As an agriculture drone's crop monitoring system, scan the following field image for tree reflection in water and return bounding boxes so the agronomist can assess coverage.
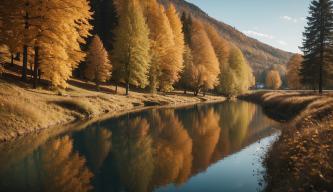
[0,101,278,192]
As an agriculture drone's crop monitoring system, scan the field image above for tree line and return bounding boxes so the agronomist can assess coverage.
[0,0,255,96]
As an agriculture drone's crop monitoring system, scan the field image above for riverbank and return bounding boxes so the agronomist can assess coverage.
[0,77,225,142]
[239,91,333,191]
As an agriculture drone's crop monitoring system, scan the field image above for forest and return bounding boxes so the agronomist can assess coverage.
[0,0,255,97]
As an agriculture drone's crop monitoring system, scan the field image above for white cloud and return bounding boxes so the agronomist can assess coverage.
[280,16,298,23]
[277,40,288,46]
[280,16,306,23]
[243,30,275,39]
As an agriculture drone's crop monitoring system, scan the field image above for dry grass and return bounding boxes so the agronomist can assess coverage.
[0,74,224,142]
[240,91,333,191]
[52,99,96,118]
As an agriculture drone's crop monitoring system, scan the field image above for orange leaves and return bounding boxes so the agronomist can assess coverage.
[266,69,282,90]
[286,54,303,90]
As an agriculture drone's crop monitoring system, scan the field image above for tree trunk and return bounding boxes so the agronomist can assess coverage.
[22,45,28,81]
[22,4,29,81]
[33,46,39,89]
[125,82,129,95]
[96,81,100,91]
[184,90,187,94]
[30,60,33,78]
[11,54,14,66]
[115,84,118,94]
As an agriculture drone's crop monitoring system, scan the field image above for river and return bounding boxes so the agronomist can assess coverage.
[0,101,279,192]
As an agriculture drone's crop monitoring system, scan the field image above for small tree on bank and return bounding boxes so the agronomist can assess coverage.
[266,70,282,90]
[286,54,303,90]
[85,35,112,90]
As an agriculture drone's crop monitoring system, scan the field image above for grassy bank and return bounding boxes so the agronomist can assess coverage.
[239,91,333,191]
[0,75,224,142]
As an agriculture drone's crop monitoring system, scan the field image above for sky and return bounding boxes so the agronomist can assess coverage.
[186,0,312,53]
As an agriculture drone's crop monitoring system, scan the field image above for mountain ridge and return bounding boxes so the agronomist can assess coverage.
[160,0,293,76]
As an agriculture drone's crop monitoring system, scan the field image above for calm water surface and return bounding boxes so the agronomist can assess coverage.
[0,101,279,192]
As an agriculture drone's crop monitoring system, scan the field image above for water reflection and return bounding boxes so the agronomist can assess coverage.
[0,101,278,192]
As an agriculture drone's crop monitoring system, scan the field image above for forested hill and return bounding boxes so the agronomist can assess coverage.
[160,0,293,75]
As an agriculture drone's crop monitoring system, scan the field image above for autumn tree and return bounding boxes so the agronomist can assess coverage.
[181,12,192,45]
[286,54,303,90]
[141,0,177,92]
[205,24,230,71]
[300,0,333,93]
[178,45,194,93]
[218,46,254,97]
[113,0,150,95]
[266,69,282,90]
[85,35,112,90]
[33,0,92,88]
[165,4,185,90]
[0,0,29,80]
[190,19,220,96]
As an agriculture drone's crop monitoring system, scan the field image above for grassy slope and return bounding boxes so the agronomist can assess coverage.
[239,91,333,191]
[0,74,224,142]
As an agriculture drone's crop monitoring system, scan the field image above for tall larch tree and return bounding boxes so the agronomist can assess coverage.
[113,0,151,95]
[190,19,220,96]
[166,4,185,89]
[266,69,282,90]
[178,45,195,93]
[205,24,230,70]
[286,54,304,90]
[300,0,333,94]
[85,35,112,90]
[141,0,176,92]
[29,0,92,88]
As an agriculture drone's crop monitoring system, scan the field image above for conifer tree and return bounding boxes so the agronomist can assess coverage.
[85,35,112,90]
[178,45,194,93]
[141,0,177,92]
[286,54,303,89]
[181,12,192,45]
[166,4,185,88]
[205,24,230,69]
[113,0,151,95]
[300,0,333,93]
[190,19,220,96]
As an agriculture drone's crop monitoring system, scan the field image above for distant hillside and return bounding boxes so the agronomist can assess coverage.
[160,0,293,76]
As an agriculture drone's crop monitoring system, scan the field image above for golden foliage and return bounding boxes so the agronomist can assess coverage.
[190,19,220,93]
[30,0,92,88]
[219,46,254,96]
[113,0,151,89]
[142,0,180,92]
[85,35,112,88]
[266,70,282,90]
[286,54,303,89]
